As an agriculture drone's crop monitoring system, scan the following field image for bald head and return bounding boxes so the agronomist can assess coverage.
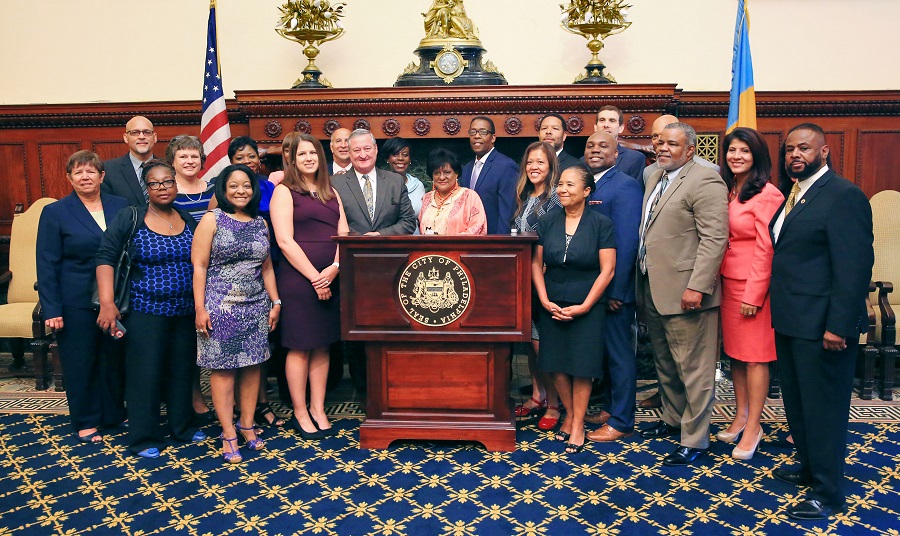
[123,115,157,161]
[651,114,678,148]
[584,131,619,173]
[330,127,352,167]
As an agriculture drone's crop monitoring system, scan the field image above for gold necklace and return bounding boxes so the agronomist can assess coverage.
[148,205,174,229]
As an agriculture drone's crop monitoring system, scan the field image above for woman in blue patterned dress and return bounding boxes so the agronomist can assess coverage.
[96,159,207,459]
[192,164,281,463]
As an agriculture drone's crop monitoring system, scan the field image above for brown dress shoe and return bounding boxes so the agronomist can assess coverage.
[587,424,633,442]
[584,410,611,425]
[638,391,662,409]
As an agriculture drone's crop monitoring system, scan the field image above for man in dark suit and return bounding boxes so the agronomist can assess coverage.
[769,123,873,521]
[100,115,157,206]
[594,105,646,182]
[332,129,417,236]
[460,116,519,234]
[636,122,729,466]
[539,113,579,172]
[331,129,417,391]
[579,131,643,442]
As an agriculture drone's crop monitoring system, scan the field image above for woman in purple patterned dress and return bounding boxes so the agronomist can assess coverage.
[192,164,281,464]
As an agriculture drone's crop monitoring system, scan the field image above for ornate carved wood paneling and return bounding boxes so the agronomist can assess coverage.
[0,143,28,223]
[1,86,898,239]
[37,142,80,200]
[858,131,900,194]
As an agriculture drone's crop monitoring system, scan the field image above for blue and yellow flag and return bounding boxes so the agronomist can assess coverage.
[727,0,756,133]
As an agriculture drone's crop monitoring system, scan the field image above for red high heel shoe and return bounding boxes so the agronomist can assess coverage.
[515,397,547,417]
[537,405,560,430]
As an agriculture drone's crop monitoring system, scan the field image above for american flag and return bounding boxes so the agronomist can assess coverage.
[200,0,231,183]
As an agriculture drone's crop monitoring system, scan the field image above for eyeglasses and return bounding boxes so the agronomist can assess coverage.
[146,179,175,190]
[127,129,154,137]
[467,128,492,137]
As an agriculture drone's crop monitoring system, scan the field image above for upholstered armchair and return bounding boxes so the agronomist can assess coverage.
[869,190,899,401]
[0,198,57,390]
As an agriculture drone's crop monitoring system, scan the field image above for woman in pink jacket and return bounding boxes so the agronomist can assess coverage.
[717,127,784,460]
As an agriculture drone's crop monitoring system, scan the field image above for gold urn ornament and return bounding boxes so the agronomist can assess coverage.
[560,0,631,84]
[276,0,346,89]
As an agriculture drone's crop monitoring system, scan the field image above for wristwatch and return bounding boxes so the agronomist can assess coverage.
[271,299,282,307]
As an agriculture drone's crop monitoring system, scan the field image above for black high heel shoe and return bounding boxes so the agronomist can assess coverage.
[287,415,324,440]
[311,417,338,437]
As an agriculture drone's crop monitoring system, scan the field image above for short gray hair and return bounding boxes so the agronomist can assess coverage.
[348,128,376,146]
[664,122,697,148]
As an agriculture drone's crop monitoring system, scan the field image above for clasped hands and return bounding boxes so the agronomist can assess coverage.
[311,264,339,301]
[542,300,588,322]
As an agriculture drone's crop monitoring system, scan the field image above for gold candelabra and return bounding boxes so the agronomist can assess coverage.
[276,0,346,89]
[560,0,631,84]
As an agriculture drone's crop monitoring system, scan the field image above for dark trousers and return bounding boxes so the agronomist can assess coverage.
[776,332,857,506]
[604,302,637,432]
[124,311,196,453]
[56,306,125,432]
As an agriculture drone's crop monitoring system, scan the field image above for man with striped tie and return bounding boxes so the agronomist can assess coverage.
[635,121,729,467]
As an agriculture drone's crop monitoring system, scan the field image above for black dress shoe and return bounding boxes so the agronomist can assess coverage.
[639,420,679,439]
[786,499,846,520]
[662,446,707,466]
[773,467,813,487]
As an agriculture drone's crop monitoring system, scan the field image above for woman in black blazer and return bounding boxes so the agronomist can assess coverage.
[36,150,129,444]
[532,166,616,454]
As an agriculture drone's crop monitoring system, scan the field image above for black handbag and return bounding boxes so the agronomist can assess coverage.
[91,206,140,315]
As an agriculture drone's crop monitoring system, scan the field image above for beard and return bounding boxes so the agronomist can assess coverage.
[786,153,824,180]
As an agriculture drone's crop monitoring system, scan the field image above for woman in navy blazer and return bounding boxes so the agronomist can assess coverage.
[36,150,129,444]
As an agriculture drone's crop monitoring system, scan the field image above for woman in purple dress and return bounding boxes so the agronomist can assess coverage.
[270,134,349,440]
[192,164,281,463]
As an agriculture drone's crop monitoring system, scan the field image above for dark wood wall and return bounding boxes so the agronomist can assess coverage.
[1,85,898,240]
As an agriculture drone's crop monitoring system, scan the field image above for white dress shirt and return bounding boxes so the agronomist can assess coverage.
[772,165,829,242]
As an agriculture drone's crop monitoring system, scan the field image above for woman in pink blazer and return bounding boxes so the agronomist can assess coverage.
[717,127,784,460]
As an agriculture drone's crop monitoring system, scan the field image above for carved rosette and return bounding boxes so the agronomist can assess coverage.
[294,120,311,133]
[533,117,542,133]
[264,120,283,138]
[504,117,522,136]
[354,118,371,131]
[323,119,341,136]
[382,118,401,137]
[412,118,431,136]
[627,115,645,134]
[567,116,584,135]
[443,117,461,135]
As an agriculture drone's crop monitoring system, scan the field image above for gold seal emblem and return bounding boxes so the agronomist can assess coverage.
[398,255,471,326]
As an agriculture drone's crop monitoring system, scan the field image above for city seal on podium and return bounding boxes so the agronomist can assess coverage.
[398,255,471,326]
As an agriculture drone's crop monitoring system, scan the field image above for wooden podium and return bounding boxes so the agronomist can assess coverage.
[335,234,536,451]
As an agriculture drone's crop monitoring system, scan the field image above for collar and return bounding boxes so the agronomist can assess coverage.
[475,147,495,164]
[592,167,614,183]
[796,165,829,197]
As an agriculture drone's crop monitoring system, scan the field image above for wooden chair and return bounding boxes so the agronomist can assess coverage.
[0,198,57,390]
[869,190,899,401]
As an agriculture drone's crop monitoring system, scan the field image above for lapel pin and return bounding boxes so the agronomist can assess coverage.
[800,199,806,204]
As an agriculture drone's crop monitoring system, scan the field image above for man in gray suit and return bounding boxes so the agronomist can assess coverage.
[332,129,417,236]
[100,115,157,206]
[636,122,729,466]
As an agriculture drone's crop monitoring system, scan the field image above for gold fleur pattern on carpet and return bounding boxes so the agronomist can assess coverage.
[0,414,898,535]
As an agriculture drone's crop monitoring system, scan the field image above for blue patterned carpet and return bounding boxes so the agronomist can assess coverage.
[1,412,898,535]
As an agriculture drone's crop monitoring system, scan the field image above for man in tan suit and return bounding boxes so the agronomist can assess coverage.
[636,122,728,466]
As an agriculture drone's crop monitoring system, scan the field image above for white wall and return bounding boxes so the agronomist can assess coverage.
[1,0,897,105]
